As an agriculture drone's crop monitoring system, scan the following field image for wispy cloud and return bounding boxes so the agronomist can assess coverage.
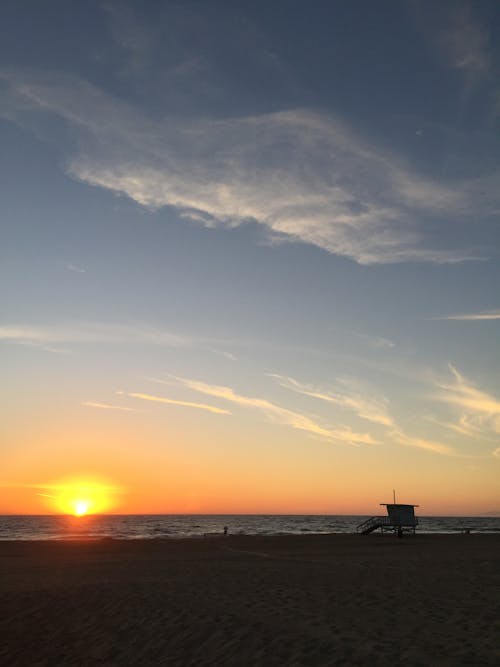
[82,401,143,412]
[436,365,500,436]
[269,374,394,427]
[172,376,377,445]
[434,310,500,321]
[208,348,239,362]
[0,68,485,265]
[64,262,87,274]
[128,391,231,415]
[441,6,490,76]
[0,322,189,346]
[415,2,491,80]
[12,339,71,355]
[270,372,459,455]
[424,414,483,439]
[103,3,152,74]
[390,429,455,457]
[355,333,395,350]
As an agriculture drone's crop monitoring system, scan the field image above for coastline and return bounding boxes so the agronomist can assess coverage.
[1,513,498,542]
[1,534,499,665]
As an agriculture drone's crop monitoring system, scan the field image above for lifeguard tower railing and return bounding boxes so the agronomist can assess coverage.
[357,515,392,534]
[357,503,418,535]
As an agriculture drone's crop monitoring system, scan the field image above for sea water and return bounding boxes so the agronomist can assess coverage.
[0,514,499,540]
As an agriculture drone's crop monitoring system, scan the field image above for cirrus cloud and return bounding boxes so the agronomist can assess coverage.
[0,68,486,265]
[164,376,378,446]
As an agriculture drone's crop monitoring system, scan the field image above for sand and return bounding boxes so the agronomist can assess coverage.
[1,533,499,666]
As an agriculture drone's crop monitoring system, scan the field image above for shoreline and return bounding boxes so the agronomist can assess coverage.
[0,529,499,543]
[1,530,500,542]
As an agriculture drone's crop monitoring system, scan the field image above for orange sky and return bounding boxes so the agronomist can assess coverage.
[2,411,499,516]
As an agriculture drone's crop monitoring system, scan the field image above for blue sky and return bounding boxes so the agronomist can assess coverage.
[1,1,499,514]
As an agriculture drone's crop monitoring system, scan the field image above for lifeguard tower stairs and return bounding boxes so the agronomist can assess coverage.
[357,502,419,535]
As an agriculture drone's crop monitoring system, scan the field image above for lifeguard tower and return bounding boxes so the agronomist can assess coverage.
[357,494,418,536]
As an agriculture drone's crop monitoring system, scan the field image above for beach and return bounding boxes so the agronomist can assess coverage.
[1,534,499,666]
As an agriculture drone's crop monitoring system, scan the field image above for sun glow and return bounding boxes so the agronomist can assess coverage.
[40,478,121,515]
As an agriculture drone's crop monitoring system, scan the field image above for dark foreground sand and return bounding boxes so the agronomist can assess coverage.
[1,534,499,666]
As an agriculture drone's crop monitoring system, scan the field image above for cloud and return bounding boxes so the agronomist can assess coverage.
[341,330,396,350]
[389,429,455,456]
[102,3,152,74]
[171,376,377,445]
[493,448,500,459]
[441,6,490,76]
[415,1,491,80]
[359,335,395,350]
[64,262,86,274]
[208,348,239,361]
[220,351,238,361]
[0,68,484,265]
[0,322,189,346]
[82,401,143,412]
[270,372,460,455]
[269,374,394,427]
[424,414,483,439]
[127,391,231,415]
[11,339,71,355]
[434,310,500,321]
[436,365,500,435]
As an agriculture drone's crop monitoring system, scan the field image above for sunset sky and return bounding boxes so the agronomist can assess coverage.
[1,0,499,516]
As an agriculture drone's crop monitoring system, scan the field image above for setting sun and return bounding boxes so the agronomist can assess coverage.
[73,500,91,516]
[35,478,122,516]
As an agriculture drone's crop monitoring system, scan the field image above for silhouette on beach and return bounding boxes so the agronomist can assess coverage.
[358,497,419,536]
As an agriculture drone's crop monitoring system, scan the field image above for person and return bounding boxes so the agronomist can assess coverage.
[223,525,228,536]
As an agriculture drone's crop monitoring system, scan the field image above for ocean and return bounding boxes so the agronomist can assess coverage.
[0,514,499,540]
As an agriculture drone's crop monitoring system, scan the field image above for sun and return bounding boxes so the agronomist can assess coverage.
[73,500,91,516]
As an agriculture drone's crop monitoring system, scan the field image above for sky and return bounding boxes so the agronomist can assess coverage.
[1,0,499,516]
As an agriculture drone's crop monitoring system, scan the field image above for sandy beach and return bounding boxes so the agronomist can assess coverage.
[1,534,499,666]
